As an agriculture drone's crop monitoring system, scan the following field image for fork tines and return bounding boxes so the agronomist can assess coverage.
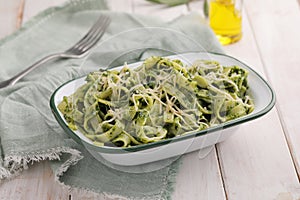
[74,15,111,52]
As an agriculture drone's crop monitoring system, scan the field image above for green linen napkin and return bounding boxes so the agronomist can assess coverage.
[0,0,223,199]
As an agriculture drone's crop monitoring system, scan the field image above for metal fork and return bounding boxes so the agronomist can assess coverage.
[0,15,110,88]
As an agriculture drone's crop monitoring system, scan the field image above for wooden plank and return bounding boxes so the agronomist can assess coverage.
[189,1,300,199]
[217,111,300,199]
[0,0,23,37]
[244,0,300,181]
[0,162,69,200]
[172,149,226,200]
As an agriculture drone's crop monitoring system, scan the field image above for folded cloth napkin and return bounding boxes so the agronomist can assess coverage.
[0,0,223,199]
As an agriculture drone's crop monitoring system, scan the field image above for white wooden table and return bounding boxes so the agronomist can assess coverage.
[1,0,300,199]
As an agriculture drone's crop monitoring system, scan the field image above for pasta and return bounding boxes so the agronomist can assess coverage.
[58,56,254,147]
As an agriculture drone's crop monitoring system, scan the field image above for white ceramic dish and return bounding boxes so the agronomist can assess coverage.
[50,52,275,166]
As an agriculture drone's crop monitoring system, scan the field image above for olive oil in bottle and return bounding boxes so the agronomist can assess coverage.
[209,0,242,45]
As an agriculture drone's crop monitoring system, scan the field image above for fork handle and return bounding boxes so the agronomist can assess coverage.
[0,53,62,88]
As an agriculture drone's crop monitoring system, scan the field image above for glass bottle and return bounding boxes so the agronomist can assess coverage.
[209,0,243,45]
